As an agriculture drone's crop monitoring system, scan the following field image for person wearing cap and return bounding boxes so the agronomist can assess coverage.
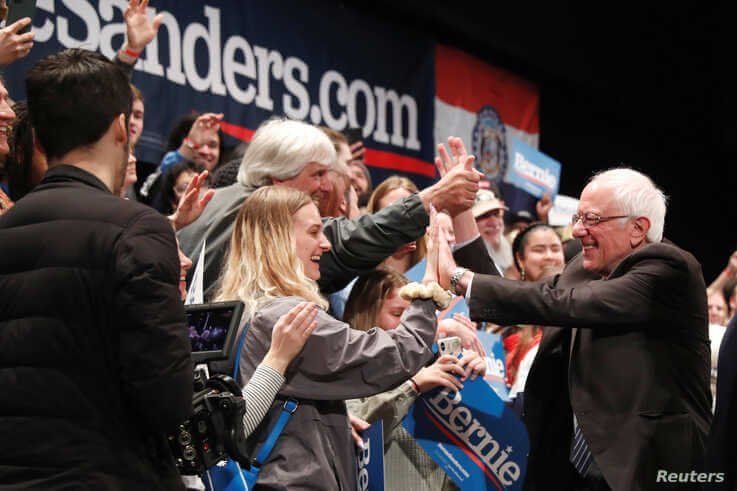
[472,189,513,274]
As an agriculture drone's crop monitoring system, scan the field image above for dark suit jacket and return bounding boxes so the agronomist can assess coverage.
[706,314,737,489]
[456,237,712,491]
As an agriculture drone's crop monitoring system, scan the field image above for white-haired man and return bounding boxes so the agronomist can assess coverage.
[179,118,480,299]
[439,157,711,490]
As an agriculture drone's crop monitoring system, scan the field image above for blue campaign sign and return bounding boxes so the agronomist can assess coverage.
[402,381,529,490]
[477,331,509,402]
[356,419,385,491]
[503,138,561,199]
[404,258,426,283]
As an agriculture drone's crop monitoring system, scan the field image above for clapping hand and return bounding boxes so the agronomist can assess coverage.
[420,136,480,217]
[423,204,460,290]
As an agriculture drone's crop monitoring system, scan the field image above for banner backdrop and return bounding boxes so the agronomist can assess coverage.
[3,1,538,191]
[434,44,540,210]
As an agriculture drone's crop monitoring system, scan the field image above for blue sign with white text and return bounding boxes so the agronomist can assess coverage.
[356,419,384,491]
[402,380,529,490]
[504,138,561,199]
[476,331,509,402]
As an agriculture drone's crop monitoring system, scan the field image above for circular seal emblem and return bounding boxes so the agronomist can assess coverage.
[471,105,508,183]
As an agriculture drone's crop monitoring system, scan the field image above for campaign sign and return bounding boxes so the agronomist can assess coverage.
[403,381,528,490]
[547,194,579,227]
[476,331,509,402]
[404,258,426,283]
[504,138,561,200]
[356,420,385,491]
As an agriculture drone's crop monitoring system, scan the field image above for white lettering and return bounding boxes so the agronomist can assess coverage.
[347,79,376,138]
[319,70,348,129]
[222,35,257,104]
[253,46,284,111]
[448,406,472,434]
[181,6,226,95]
[98,0,127,61]
[282,56,310,120]
[426,390,522,486]
[34,2,423,152]
[157,11,186,84]
[373,87,420,150]
[58,0,100,49]
[514,152,557,189]
[656,470,667,482]
[34,0,55,43]
[499,462,521,486]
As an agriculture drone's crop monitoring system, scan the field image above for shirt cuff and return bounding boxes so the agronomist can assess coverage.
[452,233,481,252]
[464,272,475,303]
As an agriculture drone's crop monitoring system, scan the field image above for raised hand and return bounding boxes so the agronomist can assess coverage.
[421,136,480,217]
[349,140,365,163]
[185,113,223,148]
[124,0,164,53]
[0,17,34,66]
[261,302,319,374]
[536,193,553,223]
[423,205,440,284]
[170,170,215,231]
[435,136,474,177]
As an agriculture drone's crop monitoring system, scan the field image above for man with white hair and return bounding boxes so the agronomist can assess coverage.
[442,166,711,490]
[179,117,481,299]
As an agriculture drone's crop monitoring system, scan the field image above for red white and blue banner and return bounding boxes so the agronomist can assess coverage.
[3,1,539,190]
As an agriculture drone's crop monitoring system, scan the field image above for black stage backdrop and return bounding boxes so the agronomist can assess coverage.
[345,1,735,283]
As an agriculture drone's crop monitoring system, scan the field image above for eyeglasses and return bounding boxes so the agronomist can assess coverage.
[571,212,631,227]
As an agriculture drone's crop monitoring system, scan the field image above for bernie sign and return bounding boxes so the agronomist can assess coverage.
[403,380,529,490]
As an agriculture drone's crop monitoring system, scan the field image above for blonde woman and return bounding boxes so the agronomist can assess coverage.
[216,186,450,490]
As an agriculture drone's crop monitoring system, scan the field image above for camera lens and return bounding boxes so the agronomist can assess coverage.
[178,431,192,446]
[183,445,196,461]
[440,342,445,350]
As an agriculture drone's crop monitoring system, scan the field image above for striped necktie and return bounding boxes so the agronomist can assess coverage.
[570,418,593,476]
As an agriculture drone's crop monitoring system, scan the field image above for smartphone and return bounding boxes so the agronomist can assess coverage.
[438,336,462,358]
[344,127,363,145]
[5,0,36,34]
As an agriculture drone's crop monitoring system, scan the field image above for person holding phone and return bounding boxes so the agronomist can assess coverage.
[0,0,35,68]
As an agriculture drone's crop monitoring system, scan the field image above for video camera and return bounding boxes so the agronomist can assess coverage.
[168,301,250,475]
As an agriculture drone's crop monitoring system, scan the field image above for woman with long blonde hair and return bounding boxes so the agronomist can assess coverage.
[216,185,452,490]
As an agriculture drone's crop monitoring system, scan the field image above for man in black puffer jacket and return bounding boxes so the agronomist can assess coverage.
[0,49,192,490]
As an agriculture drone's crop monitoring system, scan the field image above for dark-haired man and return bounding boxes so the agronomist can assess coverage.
[0,49,192,489]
